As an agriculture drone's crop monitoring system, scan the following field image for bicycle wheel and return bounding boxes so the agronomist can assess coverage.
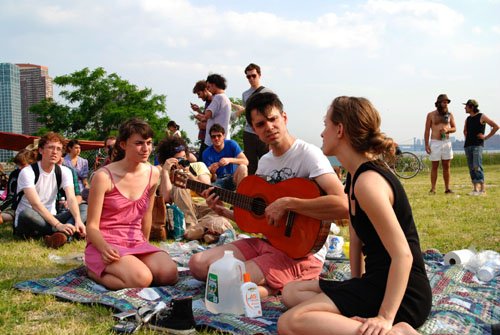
[394,152,421,179]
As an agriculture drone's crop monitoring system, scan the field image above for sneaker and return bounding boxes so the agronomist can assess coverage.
[444,189,454,194]
[147,297,196,334]
[43,232,67,249]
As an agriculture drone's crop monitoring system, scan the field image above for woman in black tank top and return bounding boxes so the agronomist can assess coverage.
[278,96,431,335]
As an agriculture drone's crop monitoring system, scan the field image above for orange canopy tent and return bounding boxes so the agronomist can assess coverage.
[0,131,104,151]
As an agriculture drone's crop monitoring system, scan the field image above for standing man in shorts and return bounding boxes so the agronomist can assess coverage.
[189,93,348,297]
[424,94,456,194]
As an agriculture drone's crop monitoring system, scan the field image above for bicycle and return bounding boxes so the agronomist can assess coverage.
[391,150,423,179]
[335,147,423,184]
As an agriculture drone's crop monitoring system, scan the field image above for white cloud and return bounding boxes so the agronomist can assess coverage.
[364,0,464,36]
[492,25,500,34]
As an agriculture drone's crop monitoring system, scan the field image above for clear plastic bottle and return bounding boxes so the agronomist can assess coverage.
[476,250,500,282]
[57,196,67,213]
[205,250,246,315]
[326,235,344,259]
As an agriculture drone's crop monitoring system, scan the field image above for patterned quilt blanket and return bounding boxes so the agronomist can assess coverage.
[14,249,499,334]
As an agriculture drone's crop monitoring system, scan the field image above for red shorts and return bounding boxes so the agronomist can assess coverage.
[232,238,323,290]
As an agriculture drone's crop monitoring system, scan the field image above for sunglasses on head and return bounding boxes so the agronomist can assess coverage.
[174,145,186,153]
[246,74,257,79]
[210,134,223,139]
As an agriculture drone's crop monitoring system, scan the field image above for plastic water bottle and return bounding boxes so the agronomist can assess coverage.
[57,196,67,213]
[326,235,344,259]
[48,253,84,265]
[476,250,500,282]
[205,250,246,315]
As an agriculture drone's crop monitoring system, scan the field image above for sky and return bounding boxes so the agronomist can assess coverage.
[2,0,500,148]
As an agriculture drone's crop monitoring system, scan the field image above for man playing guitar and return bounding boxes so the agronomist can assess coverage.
[188,93,348,297]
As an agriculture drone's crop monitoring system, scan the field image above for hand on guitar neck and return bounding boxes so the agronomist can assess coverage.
[173,170,331,259]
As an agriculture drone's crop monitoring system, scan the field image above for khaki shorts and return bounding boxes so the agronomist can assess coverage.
[429,139,453,161]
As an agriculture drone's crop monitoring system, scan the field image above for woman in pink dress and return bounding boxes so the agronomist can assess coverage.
[85,118,178,290]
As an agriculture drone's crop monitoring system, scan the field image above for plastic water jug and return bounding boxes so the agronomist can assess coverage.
[205,250,246,315]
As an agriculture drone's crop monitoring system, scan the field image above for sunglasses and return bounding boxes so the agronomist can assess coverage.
[246,74,257,79]
[174,145,186,153]
[210,134,223,139]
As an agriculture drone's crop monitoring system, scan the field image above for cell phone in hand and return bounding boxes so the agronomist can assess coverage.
[112,320,140,334]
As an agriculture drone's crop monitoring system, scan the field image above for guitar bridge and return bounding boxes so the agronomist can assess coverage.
[284,212,295,237]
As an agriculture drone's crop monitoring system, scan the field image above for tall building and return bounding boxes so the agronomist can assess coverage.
[0,63,22,161]
[16,63,53,135]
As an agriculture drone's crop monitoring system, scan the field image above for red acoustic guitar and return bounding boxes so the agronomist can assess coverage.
[173,172,331,259]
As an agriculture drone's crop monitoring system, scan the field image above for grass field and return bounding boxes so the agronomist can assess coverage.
[0,163,498,334]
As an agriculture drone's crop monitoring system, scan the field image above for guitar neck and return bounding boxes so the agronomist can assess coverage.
[185,179,255,211]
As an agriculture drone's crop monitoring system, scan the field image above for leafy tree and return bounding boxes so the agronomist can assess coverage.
[32,67,170,142]
[229,97,245,148]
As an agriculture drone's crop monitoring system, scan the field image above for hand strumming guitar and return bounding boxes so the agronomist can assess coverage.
[201,187,235,220]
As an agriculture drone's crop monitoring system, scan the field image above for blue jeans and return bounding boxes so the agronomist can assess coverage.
[66,203,88,225]
[213,174,236,191]
[464,146,484,184]
[16,207,76,238]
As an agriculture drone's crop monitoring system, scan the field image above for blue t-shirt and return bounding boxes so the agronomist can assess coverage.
[202,140,242,178]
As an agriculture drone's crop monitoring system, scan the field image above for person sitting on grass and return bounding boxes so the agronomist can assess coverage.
[1,149,38,225]
[85,118,178,290]
[63,139,90,192]
[156,136,234,244]
[202,123,249,191]
[14,133,86,249]
[278,96,431,335]
[189,92,348,298]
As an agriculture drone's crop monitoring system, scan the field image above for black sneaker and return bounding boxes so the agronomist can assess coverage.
[147,297,196,334]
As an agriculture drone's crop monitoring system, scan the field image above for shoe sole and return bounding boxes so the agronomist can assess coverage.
[147,325,197,335]
[44,233,67,249]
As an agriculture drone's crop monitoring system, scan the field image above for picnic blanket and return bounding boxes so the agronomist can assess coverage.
[15,249,499,335]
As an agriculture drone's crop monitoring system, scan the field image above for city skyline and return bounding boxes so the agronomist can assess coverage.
[0,63,22,161]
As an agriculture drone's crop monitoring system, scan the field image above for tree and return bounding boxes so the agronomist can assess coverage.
[229,97,245,148]
[32,67,170,142]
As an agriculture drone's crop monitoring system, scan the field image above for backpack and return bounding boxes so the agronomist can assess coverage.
[11,163,62,210]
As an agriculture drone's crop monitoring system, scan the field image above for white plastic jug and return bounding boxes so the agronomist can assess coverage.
[205,250,246,315]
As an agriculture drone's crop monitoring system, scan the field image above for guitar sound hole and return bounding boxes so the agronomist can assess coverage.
[251,198,266,216]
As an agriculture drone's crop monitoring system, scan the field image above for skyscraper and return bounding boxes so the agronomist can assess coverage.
[0,63,22,161]
[16,63,53,135]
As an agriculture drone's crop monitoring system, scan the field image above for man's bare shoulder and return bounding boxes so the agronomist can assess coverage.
[427,110,440,122]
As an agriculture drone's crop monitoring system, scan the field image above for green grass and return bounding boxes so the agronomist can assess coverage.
[0,164,499,334]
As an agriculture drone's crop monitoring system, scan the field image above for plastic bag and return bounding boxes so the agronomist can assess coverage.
[167,203,185,241]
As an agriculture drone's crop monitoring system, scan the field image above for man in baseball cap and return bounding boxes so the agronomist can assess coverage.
[463,98,499,195]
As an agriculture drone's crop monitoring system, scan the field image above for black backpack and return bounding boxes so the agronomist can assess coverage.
[11,163,62,210]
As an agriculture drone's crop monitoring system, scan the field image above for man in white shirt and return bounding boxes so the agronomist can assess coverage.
[189,93,348,297]
[194,74,231,147]
[15,132,86,248]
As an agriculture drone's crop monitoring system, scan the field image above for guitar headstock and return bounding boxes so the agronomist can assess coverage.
[172,169,189,189]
